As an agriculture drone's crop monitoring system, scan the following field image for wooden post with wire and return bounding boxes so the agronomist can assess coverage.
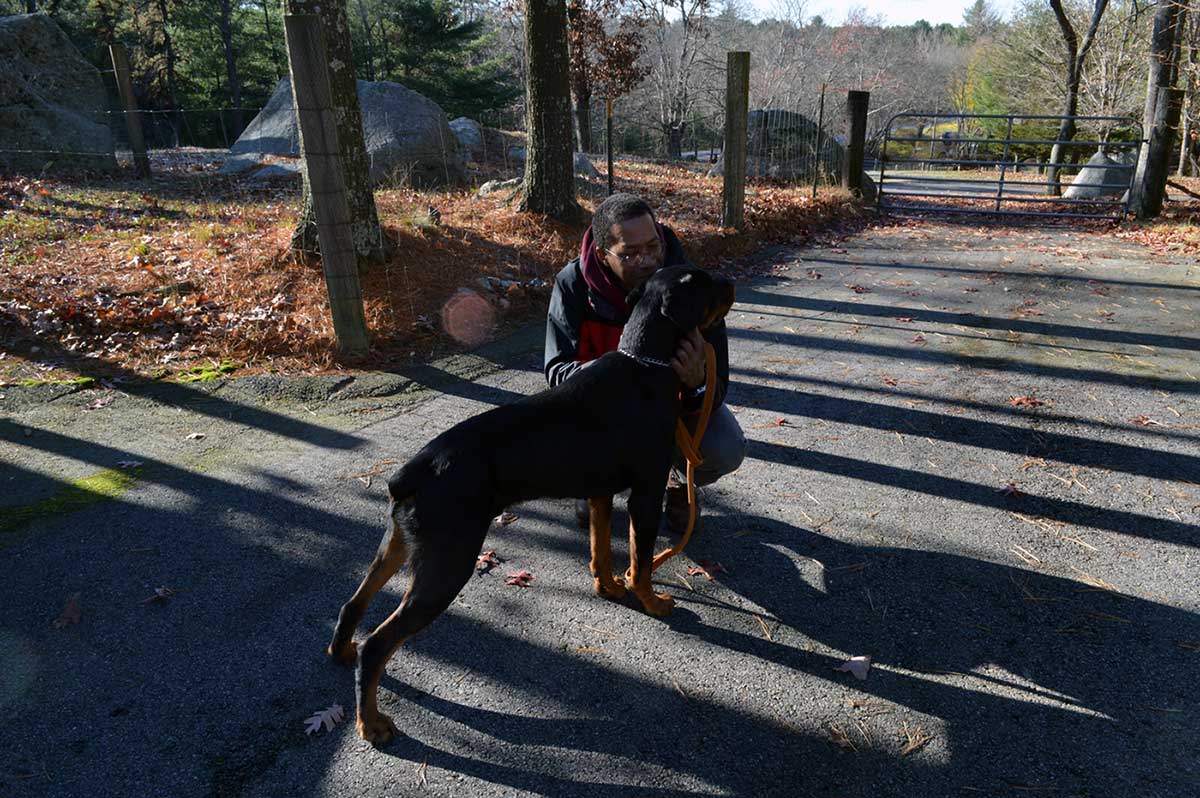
[109,43,151,179]
[721,51,750,230]
[606,97,614,196]
[283,13,369,356]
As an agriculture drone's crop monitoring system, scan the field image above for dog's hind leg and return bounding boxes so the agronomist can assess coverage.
[355,531,481,746]
[327,499,411,666]
[624,486,674,617]
[588,495,626,599]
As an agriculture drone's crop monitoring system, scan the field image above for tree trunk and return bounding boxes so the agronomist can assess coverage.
[1046,0,1110,196]
[355,0,376,82]
[26,0,36,13]
[666,123,683,158]
[573,92,592,153]
[156,0,184,147]
[1142,0,1187,132]
[1134,0,1188,216]
[284,0,386,264]
[217,0,244,137]
[261,0,284,77]
[1047,77,1079,196]
[517,0,584,223]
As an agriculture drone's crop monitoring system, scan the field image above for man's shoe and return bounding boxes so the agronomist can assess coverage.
[575,498,590,529]
[664,485,701,536]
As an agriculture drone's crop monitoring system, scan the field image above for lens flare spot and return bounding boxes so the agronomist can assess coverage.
[441,289,494,347]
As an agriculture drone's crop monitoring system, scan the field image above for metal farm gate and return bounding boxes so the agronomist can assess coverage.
[875,113,1142,221]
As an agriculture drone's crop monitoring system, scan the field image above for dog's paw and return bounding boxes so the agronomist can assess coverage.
[357,712,399,746]
[327,640,358,667]
[593,574,627,600]
[638,591,675,617]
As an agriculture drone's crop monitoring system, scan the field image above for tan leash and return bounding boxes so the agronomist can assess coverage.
[652,341,717,572]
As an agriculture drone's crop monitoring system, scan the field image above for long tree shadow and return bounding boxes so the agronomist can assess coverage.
[728,327,1200,395]
[660,507,1199,796]
[735,285,1200,353]
[733,382,1199,484]
[731,367,1200,444]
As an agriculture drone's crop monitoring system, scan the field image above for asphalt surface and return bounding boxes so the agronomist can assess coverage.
[2,217,1199,798]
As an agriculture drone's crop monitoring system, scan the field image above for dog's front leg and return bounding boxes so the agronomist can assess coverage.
[588,495,626,599]
[625,488,674,617]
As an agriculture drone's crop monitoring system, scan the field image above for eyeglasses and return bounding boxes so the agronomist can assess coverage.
[602,241,662,265]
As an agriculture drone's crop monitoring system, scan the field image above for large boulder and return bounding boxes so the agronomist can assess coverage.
[449,117,484,161]
[222,78,465,186]
[708,108,872,192]
[1063,149,1135,199]
[0,14,116,173]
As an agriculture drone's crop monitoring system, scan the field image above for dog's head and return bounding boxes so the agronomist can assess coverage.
[629,266,736,332]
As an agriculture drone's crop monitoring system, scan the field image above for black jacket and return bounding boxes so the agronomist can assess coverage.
[543,225,730,413]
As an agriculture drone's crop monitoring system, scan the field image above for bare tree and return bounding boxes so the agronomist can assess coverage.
[1046,0,1111,195]
[635,0,711,157]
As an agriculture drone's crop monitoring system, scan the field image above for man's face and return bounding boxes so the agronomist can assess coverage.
[600,213,664,293]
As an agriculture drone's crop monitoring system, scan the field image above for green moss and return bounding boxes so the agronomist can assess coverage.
[18,376,96,389]
[0,467,141,537]
[176,359,239,382]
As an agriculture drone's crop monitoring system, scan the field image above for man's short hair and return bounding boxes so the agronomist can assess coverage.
[592,193,655,251]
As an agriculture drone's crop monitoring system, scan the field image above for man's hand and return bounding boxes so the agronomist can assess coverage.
[671,328,706,389]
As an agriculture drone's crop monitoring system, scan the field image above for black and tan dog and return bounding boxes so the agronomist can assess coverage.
[327,266,735,744]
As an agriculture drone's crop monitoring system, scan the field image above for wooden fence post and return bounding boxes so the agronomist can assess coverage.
[722,51,750,230]
[109,43,151,179]
[282,13,370,357]
[843,90,869,196]
[606,97,614,196]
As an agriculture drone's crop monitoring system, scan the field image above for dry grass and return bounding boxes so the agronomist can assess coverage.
[0,158,861,383]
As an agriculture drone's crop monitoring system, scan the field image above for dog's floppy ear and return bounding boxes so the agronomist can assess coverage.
[660,272,709,329]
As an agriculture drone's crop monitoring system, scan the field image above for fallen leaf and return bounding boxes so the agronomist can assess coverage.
[894,317,914,323]
[504,570,535,587]
[882,377,898,387]
[1130,415,1161,427]
[772,417,789,427]
[303,703,345,735]
[493,511,518,526]
[476,550,502,572]
[686,561,727,581]
[84,395,115,411]
[847,284,871,294]
[185,432,205,441]
[910,334,926,345]
[1008,395,1044,408]
[834,655,871,681]
[1000,482,1024,498]
[142,586,177,604]
[117,459,143,469]
[52,593,81,629]
[807,270,823,279]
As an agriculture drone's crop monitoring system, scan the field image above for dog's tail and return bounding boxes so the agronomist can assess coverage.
[386,455,432,505]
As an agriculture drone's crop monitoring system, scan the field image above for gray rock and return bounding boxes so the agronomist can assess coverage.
[1063,150,1134,199]
[475,177,522,198]
[503,146,599,178]
[246,161,302,183]
[224,77,464,186]
[0,14,116,173]
[450,117,484,160]
[708,109,840,182]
